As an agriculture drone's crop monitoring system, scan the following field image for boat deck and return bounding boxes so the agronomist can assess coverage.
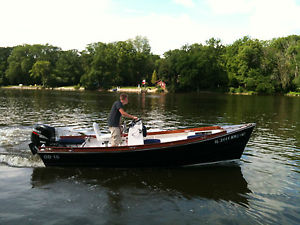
[55,124,251,149]
[78,128,226,148]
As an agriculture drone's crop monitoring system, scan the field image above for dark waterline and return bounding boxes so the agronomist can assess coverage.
[0,89,299,225]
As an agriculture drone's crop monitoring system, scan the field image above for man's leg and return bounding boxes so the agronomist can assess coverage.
[109,127,122,146]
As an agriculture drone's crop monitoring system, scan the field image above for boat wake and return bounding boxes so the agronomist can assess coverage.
[0,127,30,146]
[0,126,45,168]
[0,153,44,168]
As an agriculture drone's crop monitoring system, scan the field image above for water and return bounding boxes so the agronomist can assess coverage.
[0,89,299,225]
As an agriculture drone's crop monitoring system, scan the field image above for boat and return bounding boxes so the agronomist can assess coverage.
[28,120,255,167]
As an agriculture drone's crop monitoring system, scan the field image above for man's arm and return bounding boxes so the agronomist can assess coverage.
[119,108,138,120]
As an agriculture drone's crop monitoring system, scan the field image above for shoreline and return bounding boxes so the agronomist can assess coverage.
[108,87,160,93]
[1,85,161,93]
[1,85,299,96]
[1,85,85,91]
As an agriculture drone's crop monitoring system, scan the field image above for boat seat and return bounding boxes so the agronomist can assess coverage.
[187,133,205,139]
[144,139,161,144]
[58,138,85,145]
[92,122,111,147]
[93,122,102,141]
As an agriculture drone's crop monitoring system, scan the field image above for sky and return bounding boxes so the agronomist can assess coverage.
[1,0,300,55]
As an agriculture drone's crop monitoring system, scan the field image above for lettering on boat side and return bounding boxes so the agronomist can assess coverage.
[214,132,246,144]
[43,154,60,160]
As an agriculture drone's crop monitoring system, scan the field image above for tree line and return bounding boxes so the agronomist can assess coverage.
[1,35,300,94]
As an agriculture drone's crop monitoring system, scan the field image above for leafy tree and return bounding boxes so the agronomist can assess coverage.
[30,60,52,87]
[293,75,300,91]
[0,47,13,85]
[2,35,300,94]
[54,50,83,86]
[151,70,157,85]
[80,37,155,89]
[158,49,183,92]
[5,44,60,85]
[266,35,300,92]
[6,45,33,84]
[158,38,227,92]
[225,37,265,91]
[80,42,116,89]
[80,69,101,90]
[130,35,151,54]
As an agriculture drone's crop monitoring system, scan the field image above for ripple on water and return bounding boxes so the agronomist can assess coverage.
[0,90,300,225]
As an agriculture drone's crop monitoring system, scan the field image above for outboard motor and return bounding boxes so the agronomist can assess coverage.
[29,124,56,154]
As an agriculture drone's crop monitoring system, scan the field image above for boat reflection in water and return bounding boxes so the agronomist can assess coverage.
[31,164,251,207]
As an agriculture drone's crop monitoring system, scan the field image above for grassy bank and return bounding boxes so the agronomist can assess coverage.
[1,85,84,91]
[109,86,164,93]
[285,91,300,97]
[0,85,163,93]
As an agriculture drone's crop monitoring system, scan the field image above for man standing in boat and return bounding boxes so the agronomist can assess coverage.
[108,93,138,146]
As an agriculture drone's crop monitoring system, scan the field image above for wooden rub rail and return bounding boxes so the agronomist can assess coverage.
[148,126,223,135]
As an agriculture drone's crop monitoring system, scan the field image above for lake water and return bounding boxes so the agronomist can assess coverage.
[0,89,299,225]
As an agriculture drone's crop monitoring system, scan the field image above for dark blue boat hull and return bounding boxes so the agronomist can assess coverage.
[35,124,255,167]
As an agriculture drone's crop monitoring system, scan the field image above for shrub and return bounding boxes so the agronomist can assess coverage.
[236,86,245,93]
[292,76,300,91]
[229,87,236,93]
[74,84,81,90]
[256,82,275,94]
[245,77,256,91]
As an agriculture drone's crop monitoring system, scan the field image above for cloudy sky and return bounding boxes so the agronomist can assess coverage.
[1,0,300,55]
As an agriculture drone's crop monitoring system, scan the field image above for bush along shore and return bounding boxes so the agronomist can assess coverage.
[1,35,300,95]
[285,91,300,96]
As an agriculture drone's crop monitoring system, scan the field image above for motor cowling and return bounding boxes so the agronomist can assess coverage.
[31,124,56,147]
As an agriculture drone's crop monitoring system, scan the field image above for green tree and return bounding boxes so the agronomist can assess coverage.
[54,50,83,86]
[0,47,13,85]
[151,70,157,85]
[6,45,33,84]
[129,36,153,85]
[30,60,52,87]
[80,37,155,89]
[5,44,60,85]
[130,35,151,54]
[3,35,300,94]
[159,38,227,92]
[225,36,269,92]
[158,49,183,92]
[267,35,300,92]
[80,42,116,89]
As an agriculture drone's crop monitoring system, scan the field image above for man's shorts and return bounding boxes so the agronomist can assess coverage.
[109,127,122,146]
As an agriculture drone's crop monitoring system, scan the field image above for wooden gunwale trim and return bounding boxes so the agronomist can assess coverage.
[146,126,222,135]
[39,130,227,153]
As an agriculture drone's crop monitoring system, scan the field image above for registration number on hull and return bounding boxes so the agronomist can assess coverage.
[214,132,246,144]
[43,154,60,160]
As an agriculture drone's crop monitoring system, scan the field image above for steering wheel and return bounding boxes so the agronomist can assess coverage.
[123,118,141,133]
[128,118,141,127]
